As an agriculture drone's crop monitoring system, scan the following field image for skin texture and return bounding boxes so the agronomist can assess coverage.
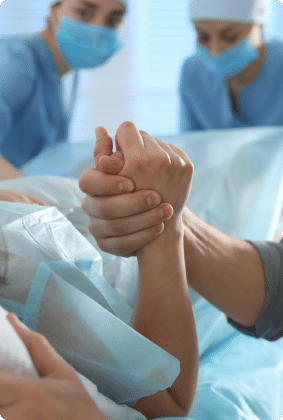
[81,122,199,418]
[0,190,48,206]
[0,122,199,420]
[193,20,265,113]
[0,313,108,420]
[40,0,126,76]
[79,124,267,329]
[80,126,174,257]
[0,155,24,181]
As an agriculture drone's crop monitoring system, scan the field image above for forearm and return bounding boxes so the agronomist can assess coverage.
[132,220,198,419]
[182,208,266,327]
[0,155,24,180]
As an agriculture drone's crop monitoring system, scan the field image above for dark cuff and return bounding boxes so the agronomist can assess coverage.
[228,240,283,341]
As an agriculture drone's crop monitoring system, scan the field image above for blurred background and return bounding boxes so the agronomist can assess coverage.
[1,0,283,141]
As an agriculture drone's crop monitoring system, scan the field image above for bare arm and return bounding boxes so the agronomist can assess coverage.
[79,126,266,330]
[81,123,199,419]
[132,221,198,419]
[182,208,266,328]
[0,155,24,181]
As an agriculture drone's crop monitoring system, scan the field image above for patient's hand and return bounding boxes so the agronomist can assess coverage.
[0,189,48,206]
[80,123,193,256]
[115,122,192,216]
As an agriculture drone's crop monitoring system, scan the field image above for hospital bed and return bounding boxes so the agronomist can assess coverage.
[2,125,283,420]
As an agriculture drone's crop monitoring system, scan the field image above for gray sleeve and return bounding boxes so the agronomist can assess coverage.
[227,239,283,341]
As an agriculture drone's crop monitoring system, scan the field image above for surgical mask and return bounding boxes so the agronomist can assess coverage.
[56,17,123,70]
[196,37,259,78]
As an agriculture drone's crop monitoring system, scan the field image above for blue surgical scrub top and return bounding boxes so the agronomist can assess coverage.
[0,34,70,168]
[179,40,283,132]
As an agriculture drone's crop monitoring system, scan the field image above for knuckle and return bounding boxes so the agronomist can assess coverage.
[157,155,170,170]
[139,130,150,137]
[108,219,125,236]
[186,158,194,175]
[88,219,98,236]
[131,156,149,173]
[95,200,111,219]
[88,218,108,238]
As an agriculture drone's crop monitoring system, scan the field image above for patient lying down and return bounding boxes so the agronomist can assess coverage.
[0,122,199,420]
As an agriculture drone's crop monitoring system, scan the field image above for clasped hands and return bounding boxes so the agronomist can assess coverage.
[79,121,194,257]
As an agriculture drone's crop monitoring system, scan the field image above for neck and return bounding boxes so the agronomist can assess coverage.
[228,42,266,90]
[39,27,71,77]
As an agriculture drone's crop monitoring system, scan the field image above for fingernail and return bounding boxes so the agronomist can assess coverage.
[118,182,133,192]
[159,209,164,219]
[147,194,158,208]
[95,127,102,140]
[152,224,163,234]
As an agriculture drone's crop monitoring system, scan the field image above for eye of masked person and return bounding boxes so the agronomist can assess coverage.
[197,31,241,47]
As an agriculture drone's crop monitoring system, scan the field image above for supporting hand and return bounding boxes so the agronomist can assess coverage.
[79,124,188,256]
[0,313,107,420]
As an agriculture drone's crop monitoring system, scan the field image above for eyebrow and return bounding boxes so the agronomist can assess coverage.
[80,0,99,10]
[220,25,240,35]
[80,0,126,15]
[196,24,240,36]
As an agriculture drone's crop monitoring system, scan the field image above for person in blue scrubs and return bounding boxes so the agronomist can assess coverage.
[179,0,283,132]
[0,0,127,168]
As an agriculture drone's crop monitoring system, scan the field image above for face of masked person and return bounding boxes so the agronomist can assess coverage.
[52,0,126,70]
[194,20,262,78]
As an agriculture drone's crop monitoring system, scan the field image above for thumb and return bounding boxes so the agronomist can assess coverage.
[94,126,113,169]
[6,313,76,381]
[99,150,125,175]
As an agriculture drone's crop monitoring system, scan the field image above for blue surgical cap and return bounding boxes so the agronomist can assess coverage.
[190,0,271,24]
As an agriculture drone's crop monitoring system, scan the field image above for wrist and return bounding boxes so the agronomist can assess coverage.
[137,215,184,258]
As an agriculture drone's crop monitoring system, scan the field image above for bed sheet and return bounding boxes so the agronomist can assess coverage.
[0,176,281,420]
[0,305,146,420]
[4,124,283,419]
